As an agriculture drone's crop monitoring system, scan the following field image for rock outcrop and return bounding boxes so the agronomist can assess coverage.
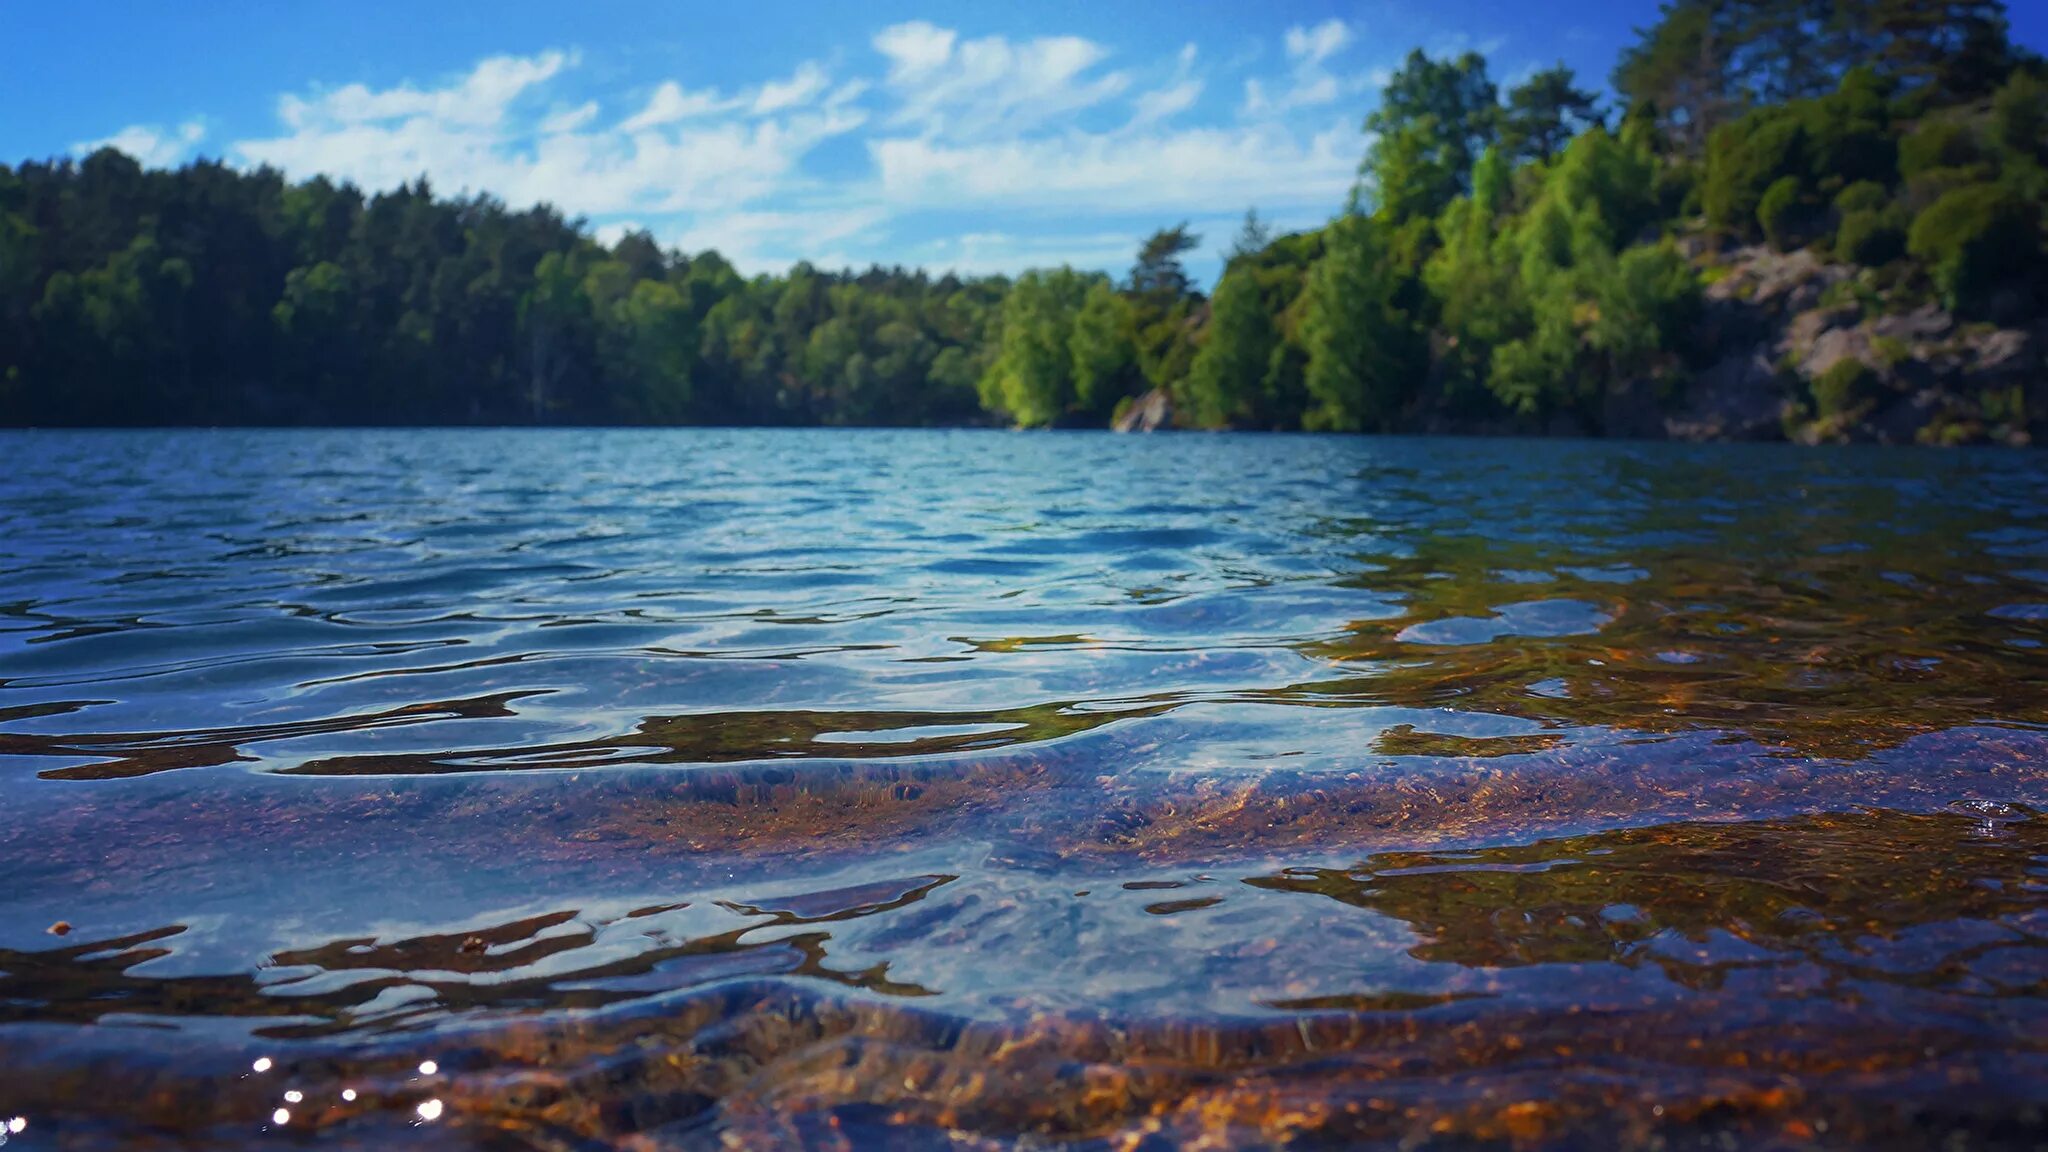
[1664,244,2038,446]
[1112,388,1173,433]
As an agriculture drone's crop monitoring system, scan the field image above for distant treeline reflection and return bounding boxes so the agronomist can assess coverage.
[2,1,2044,433]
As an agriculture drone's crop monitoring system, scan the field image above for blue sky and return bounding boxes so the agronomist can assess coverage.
[7,2,2046,280]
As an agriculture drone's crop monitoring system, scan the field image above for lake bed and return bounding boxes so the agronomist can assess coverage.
[1,429,2045,1148]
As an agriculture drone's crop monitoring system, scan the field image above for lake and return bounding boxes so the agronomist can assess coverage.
[1,428,2044,1149]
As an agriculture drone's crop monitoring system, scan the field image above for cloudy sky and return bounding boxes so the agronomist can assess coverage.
[8,1,2045,280]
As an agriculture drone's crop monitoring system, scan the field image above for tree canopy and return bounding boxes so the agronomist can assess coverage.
[2,0,2041,442]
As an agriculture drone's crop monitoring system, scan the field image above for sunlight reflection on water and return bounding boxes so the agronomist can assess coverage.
[0,429,2045,1148]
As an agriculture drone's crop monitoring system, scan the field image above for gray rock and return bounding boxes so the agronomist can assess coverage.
[1869,302,1951,344]
[1112,387,1173,433]
[1802,326,1875,380]
[1666,343,1787,441]
[1782,306,1858,361]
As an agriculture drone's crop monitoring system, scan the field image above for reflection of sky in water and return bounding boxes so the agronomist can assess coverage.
[0,430,2045,1146]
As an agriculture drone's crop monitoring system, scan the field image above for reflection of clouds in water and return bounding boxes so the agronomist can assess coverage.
[1,432,2046,1146]
[1394,598,1613,646]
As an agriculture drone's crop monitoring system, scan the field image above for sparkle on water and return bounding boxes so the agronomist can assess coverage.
[0,428,2044,1149]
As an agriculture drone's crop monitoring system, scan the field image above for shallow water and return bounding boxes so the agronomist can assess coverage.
[0,428,2044,1149]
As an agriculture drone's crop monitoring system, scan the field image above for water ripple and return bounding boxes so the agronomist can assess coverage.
[2,429,2047,1147]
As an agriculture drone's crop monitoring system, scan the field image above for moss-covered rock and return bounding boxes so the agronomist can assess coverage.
[1811,357,1880,419]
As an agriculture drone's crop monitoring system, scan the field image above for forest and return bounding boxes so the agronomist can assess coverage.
[1,0,2043,436]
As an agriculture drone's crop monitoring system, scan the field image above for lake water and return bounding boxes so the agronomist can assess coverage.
[1,428,2045,1149]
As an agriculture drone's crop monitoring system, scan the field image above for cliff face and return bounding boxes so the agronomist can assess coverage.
[1668,245,2040,446]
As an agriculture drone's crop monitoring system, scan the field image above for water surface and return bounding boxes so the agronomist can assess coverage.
[1,429,2045,1149]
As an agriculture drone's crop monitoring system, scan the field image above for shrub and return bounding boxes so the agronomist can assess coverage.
[1593,242,1700,376]
[1833,180,1890,215]
[1907,183,2039,310]
[1872,334,1912,369]
[1993,71,2047,164]
[1703,70,1896,240]
[1804,67,1896,189]
[1811,358,1879,419]
[1757,176,1806,249]
[1899,121,1988,182]
[1654,161,1699,220]
[1904,164,1991,212]
[1835,208,1907,266]
[1705,113,1808,236]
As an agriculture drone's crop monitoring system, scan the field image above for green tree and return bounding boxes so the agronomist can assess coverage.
[1301,208,1418,431]
[979,267,1098,426]
[1126,225,1204,399]
[1067,280,1137,415]
[1363,50,1500,226]
[1186,263,1277,428]
[1129,223,1200,296]
[1500,65,1605,164]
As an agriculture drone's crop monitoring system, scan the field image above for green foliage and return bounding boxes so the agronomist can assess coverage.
[1500,65,1604,165]
[30,231,193,422]
[979,268,1101,427]
[1124,224,1204,402]
[1363,50,1499,226]
[1186,266,1276,428]
[1615,0,2012,155]
[1129,223,1201,296]
[1906,182,2039,310]
[1757,175,1806,249]
[2,3,2038,437]
[1991,70,2048,202]
[1899,120,1988,182]
[1872,333,1912,368]
[1186,210,1310,429]
[1592,242,1700,389]
[1993,70,2048,163]
[1811,358,1880,419]
[1067,281,1137,415]
[1833,180,1891,215]
[1703,68,1895,240]
[1300,213,1417,431]
[1425,128,1695,422]
[1705,113,1810,236]
[1804,67,1897,190]
[1835,208,1908,265]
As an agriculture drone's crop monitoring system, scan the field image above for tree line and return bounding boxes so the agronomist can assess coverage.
[1,0,2042,431]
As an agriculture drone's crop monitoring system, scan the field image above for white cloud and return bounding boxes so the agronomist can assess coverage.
[1286,19,1352,68]
[871,120,1360,214]
[619,81,738,132]
[874,21,957,81]
[916,229,1141,277]
[656,204,891,271]
[540,100,600,134]
[276,51,572,132]
[1129,80,1202,130]
[753,61,830,115]
[75,19,1379,279]
[77,119,205,167]
[234,51,864,221]
[1245,19,1360,116]
[873,20,1129,138]
[1124,40,1202,131]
